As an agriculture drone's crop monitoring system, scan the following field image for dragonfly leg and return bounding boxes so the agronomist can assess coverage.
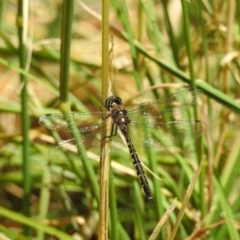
[102,123,118,140]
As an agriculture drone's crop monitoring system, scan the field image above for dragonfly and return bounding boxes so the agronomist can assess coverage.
[39,88,207,206]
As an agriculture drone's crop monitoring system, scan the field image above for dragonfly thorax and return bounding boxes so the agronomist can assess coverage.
[110,107,130,127]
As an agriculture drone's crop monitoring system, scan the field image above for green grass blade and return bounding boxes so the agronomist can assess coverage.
[59,0,74,107]
[212,177,240,240]
[0,206,74,240]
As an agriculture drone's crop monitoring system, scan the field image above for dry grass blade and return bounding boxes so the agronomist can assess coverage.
[169,159,205,240]
[149,198,177,240]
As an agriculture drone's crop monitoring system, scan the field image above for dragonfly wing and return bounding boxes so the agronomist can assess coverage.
[45,121,127,161]
[48,129,107,161]
[39,112,128,160]
[128,120,207,148]
[39,112,110,160]
[48,131,131,161]
[127,89,204,120]
[39,112,109,133]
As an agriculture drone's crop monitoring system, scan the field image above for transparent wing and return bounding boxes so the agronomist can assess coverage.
[39,112,110,133]
[46,124,127,161]
[127,89,204,120]
[48,136,103,161]
[128,120,207,148]
[39,112,108,160]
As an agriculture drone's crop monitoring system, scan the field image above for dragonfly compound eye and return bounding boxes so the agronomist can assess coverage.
[105,96,122,110]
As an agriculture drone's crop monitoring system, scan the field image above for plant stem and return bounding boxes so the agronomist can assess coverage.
[17,0,31,235]
[99,1,111,240]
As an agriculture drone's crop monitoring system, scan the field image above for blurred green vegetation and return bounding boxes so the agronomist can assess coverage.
[0,0,239,239]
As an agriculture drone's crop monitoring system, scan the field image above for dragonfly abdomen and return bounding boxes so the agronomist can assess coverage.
[122,129,154,206]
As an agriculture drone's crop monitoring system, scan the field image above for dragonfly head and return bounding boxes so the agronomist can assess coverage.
[105,96,122,110]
